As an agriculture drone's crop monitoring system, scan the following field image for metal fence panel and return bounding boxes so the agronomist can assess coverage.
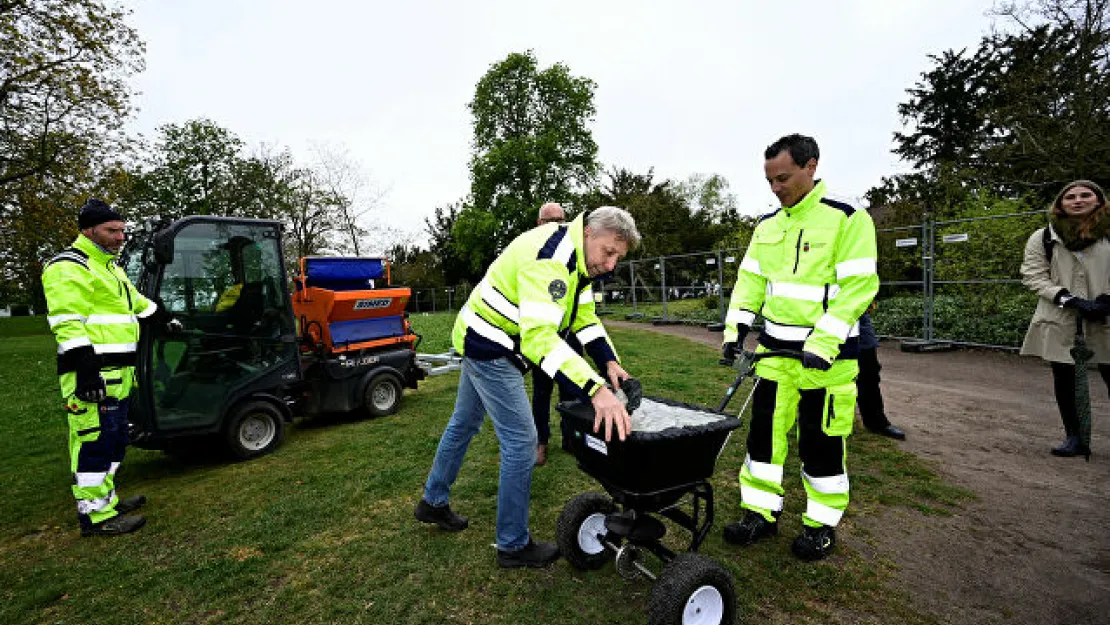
[925,211,1042,349]
[397,211,1046,351]
[872,223,927,341]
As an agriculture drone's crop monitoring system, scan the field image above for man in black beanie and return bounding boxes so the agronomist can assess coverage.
[41,198,158,536]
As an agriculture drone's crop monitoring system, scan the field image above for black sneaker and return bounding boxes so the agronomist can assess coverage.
[414,499,469,532]
[722,510,777,546]
[792,525,836,561]
[115,495,147,515]
[497,539,560,569]
[81,514,146,537]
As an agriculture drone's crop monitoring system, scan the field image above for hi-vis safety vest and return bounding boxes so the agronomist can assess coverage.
[42,234,157,378]
[724,180,879,362]
[451,213,618,400]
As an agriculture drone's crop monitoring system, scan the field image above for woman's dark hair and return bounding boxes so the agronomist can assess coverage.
[1051,179,1108,239]
[764,134,820,166]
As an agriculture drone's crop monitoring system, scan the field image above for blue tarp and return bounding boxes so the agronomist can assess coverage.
[300,257,385,291]
[329,316,406,344]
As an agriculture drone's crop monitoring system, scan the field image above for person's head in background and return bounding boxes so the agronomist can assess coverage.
[1051,180,1108,239]
[537,202,566,225]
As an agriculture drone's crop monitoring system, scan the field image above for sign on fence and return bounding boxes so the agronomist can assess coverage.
[725,256,736,263]
[895,238,918,248]
[705,258,715,265]
[942,233,970,243]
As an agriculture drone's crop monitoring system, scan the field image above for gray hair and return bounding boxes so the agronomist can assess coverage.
[587,206,641,249]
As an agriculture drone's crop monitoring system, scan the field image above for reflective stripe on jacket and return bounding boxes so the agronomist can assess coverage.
[42,234,156,375]
[725,180,879,361]
[451,213,617,400]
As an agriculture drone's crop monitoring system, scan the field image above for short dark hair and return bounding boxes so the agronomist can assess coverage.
[764,134,820,167]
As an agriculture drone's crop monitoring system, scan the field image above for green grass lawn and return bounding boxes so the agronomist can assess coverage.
[599,297,723,325]
[0,314,967,625]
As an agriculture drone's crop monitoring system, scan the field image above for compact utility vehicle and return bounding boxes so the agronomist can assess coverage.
[121,216,437,459]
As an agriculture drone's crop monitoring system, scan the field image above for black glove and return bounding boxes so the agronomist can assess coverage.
[74,352,106,403]
[1096,294,1110,314]
[722,341,740,362]
[802,351,832,371]
[734,324,750,346]
[1063,296,1108,322]
[720,323,750,364]
[140,298,166,326]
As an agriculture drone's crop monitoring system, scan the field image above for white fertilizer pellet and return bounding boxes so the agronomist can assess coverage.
[630,398,725,433]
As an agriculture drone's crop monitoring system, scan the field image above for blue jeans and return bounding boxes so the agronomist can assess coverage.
[423,357,538,551]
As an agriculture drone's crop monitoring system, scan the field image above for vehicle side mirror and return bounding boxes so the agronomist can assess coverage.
[152,229,175,264]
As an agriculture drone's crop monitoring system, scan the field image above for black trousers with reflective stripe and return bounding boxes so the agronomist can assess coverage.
[72,397,130,529]
[749,379,845,478]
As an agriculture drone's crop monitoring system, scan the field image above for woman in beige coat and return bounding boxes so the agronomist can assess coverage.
[1020,180,1110,457]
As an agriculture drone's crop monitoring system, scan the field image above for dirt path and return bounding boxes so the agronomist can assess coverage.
[606,320,1110,625]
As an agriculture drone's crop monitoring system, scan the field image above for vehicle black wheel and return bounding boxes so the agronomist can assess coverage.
[363,373,402,417]
[223,400,285,460]
[648,553,737,625]
[556,492,618,571]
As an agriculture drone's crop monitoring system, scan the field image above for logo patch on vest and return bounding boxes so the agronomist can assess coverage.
[548,279,568,302]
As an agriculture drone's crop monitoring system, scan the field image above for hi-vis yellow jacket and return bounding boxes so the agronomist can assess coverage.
[724,180,879,362]
[42,234,157,378]
[451,213,618,400]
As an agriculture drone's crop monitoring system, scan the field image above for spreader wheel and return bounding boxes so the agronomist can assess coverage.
[648,553,737,625]
[556,492,618,571]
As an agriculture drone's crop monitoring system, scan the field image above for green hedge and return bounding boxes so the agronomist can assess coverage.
[872,288,1036,347]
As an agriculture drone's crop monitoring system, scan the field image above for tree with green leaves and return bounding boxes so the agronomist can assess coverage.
[582,168,738,258]
[387,243,444,288]
[123,119,246,219]
[874,0,1110,216]
[457,50,600,275]
[422,202,470,285]
[0,160,133,310]
[119,118,378,270]
[0,0,144,309]
[0,0,144,189]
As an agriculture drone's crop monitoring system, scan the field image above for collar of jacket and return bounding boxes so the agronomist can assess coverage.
[782,179,827,218]
[568,212,590,279]
[73,233,117,263]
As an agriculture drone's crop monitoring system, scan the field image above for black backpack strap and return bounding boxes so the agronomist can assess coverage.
[1042,226,1055,263]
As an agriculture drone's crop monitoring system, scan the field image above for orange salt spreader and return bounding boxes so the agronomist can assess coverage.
[292,256,419,355]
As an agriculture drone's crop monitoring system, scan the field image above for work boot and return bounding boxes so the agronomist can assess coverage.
[497,539,560,569]
[81,514,146,537]
[115,494,147,514]
[1051,436,1081,457]
[535,444,548,466]
[722,510,778,546]
[414,499,469,532]
[792,525,836,561]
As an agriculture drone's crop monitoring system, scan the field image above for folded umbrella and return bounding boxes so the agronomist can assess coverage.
[1070,314,1094,462]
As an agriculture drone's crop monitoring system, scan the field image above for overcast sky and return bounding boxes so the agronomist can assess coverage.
[125,0,1000,247]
